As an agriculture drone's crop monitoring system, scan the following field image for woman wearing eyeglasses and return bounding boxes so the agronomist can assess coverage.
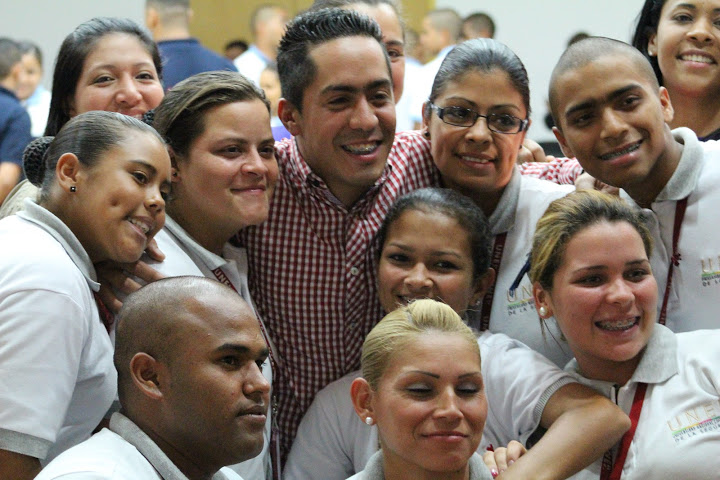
[422,38,574,367]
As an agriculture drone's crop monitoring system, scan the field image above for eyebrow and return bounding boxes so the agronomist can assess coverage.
[571,259,649,273]
[215,343,270,359]
[565,84,642,117]
[88,62,154,71]
[442,96,523,112]
[409,370,482,379]
[385,39,404,48]
[385,242,464,259]
[320,78,392,96]
[672,3,720,13]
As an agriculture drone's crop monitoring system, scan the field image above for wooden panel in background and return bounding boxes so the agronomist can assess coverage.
[190,0,434,55]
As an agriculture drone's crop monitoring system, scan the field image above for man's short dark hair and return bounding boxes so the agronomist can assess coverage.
[0,37,21,80]
[462,12,495,39]
[277,7,386,111]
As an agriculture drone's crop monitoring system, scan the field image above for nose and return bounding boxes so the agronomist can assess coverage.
[464,115,493,144]
[404,263,433,292]
[244,360,272,398]
[688,17,715,44]
[115,75,142,106]
[599,108,629,141]
[348,97,380,131]
[145,184,166,214]
[434,387,463,422]
[241,150,271,177]
[607,277,634,306]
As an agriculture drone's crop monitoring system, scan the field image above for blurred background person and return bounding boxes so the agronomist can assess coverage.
[234,4,289,86]
[145,0,237,90]
[224,38,249,61]
[16,41,51,138]
[461,11,495,40]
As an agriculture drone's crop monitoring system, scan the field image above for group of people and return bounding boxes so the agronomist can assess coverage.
[1,0,720,480]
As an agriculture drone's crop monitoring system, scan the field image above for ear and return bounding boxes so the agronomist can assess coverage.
[278,98,302,136]
[350,377,376,423]
[56,153,82,193]
[471,268,496,305]
[552,126,575,159]
[647,33,657,57]
[167,146,181,183]
[129,352,165,400]
[658,86,674,125]
[532,281,553,319]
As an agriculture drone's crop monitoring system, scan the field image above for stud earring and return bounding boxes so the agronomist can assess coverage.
[538,306,548,318]
[365,417,374,426]
[70,185,76,193]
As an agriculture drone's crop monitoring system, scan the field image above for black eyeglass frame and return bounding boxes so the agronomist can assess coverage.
[429,103,529,134]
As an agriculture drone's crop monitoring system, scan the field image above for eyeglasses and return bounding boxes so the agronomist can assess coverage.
[430,104,528,134]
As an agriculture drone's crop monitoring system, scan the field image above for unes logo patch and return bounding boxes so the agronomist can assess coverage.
[667,401,720,444]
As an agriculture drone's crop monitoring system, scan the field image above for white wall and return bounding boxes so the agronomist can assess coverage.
[435,0,646,141]
[0,0,145,89]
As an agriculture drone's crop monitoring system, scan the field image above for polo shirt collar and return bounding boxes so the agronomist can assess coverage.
[654,128,703,202]
[163,215,227,271]
[487,166,520,236]
[17,198,99,290]
[110,413,233,480]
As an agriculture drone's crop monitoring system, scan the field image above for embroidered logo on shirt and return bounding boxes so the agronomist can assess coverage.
[667,401,720,444]
[506,282,535,316]
[701,257,720,287]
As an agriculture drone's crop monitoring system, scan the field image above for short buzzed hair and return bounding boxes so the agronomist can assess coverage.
[549,36,660,129]
[427,8,462,43]
[0,37,21,80]
[462,12,495,39]
[251,4,285,35]
[114,277,239,401]
[146,0,190,27]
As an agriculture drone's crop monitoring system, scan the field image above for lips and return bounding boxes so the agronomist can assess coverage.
[595,316,639,332]
[422,430,468,439]
[237,404,268,421]
[678,52,716,65]
[341,141,381,155]
[598,141,642,161]
[127,216,153,236]
[457,153,495,165]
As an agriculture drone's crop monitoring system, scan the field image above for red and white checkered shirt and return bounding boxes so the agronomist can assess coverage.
[519,156,581,184]
[240,131,439,462]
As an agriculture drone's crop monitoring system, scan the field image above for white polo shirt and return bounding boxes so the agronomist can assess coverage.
[148,216,273,480]
[566,325,720,479]
[466,168,575,367]
[284,330,574,480]
[0,200,116,463]
[35,413,244,480]
[621,128,720,333]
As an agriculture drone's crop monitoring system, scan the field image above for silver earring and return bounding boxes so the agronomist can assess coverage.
[365,417,374,426]
[70,185,76,193]
[538,306,547,317]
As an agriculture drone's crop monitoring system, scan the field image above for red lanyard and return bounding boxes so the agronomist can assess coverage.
[480,232,507,331]
[212,267,281,480]
[600,382,648,480]
[658,197,688,326]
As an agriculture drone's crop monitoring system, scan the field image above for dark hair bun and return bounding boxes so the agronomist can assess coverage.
[142,109,155,127]
[23,136,54,187]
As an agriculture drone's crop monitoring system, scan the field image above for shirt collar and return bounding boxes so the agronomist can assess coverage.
[654,127,703,202]
[110,413,233,480]
[565,324,678,387]
[163,215,228,271]
[17,198,99,290]
[487,167,520,235]
[287,136,393,212]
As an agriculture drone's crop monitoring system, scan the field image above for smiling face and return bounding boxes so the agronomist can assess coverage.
[71,33,164,119]
[534,221,657,384]
[378,208,487,316]
[552,54,680,203]
[649,0,720,98]
[281,35,395,207]
[170,100,278,251]
[369,332,486,476]
[16,52,43,101]
[70,131,171,263]
[160,293,271,470]
[425,69,527,215]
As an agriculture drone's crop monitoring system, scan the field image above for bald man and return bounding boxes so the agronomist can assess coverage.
[36,277,270,480]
